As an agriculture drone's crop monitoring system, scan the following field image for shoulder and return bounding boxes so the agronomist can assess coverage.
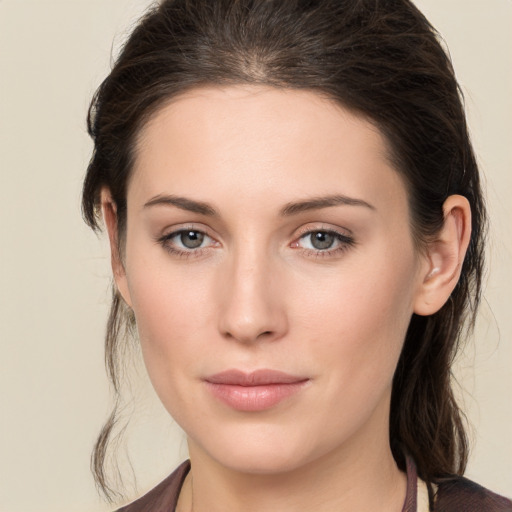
[434,475,512,512]
[115,460,191,512]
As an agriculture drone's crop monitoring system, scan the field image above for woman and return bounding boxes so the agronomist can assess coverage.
[82,0,512,510]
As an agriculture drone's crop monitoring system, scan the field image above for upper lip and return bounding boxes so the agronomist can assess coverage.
[205,369,308,386]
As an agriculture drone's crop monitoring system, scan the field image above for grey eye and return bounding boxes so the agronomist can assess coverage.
[179,230,205,249]
[309,231,335,250]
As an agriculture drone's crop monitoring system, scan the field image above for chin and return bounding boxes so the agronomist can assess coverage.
[188,420,335,476]
[214,448,312,476]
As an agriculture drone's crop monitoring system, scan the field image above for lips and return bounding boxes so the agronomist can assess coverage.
[204,369,309,412]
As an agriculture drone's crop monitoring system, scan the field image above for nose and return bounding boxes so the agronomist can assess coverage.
[217,247,288,344]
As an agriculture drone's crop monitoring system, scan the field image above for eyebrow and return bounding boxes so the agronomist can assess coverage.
[280,194,375,216]
[144,195,217,216]
[143,193,375,216]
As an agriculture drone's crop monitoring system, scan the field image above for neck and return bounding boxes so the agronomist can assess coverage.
[178,425,407,512]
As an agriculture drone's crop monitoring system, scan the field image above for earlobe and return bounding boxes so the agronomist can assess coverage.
[414,195,471,316]
[100,188,133,308]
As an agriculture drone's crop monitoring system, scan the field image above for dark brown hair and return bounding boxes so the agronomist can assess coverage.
[82,0,486,501]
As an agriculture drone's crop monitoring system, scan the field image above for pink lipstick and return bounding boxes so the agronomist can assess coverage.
[204,369,309,412]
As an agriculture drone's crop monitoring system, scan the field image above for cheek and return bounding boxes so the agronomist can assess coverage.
[295,248,418,386]
[125,234,211,335]
[123,250,215,399]
[130,279,210,352]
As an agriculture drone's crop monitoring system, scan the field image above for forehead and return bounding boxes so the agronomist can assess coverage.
[131,85,406,214]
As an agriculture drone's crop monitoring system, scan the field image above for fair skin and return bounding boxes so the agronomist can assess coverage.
[102,85,471,512]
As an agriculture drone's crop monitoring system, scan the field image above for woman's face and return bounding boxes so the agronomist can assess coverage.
[116,85,429,474]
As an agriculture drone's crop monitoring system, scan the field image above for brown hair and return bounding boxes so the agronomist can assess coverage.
[82,0,486,501]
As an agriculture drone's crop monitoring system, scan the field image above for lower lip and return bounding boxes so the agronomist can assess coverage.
[205,381,308,412]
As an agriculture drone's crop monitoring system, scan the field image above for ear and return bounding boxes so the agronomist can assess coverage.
[100,188,133,308]
[413,195,471,316]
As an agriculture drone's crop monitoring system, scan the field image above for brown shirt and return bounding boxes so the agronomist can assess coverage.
[116,457,512,512]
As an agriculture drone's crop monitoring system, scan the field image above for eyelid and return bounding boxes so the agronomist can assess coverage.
[293,223,353,239]
[158,222,217,242]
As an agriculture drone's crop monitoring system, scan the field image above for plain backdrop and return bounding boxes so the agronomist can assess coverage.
[0,1,511,511]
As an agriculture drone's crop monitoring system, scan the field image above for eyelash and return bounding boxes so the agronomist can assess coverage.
[157,226,355,259]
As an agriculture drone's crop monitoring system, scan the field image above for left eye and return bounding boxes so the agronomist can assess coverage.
[303,231,336,250]
[297,230,351,251]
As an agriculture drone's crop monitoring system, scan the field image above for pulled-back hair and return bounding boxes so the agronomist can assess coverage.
[82,0,486,501]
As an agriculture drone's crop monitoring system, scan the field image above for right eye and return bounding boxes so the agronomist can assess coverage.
[158,228,218,257]
[173,230,207,249]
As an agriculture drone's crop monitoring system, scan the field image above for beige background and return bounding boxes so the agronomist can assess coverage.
[0,1,511,510]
